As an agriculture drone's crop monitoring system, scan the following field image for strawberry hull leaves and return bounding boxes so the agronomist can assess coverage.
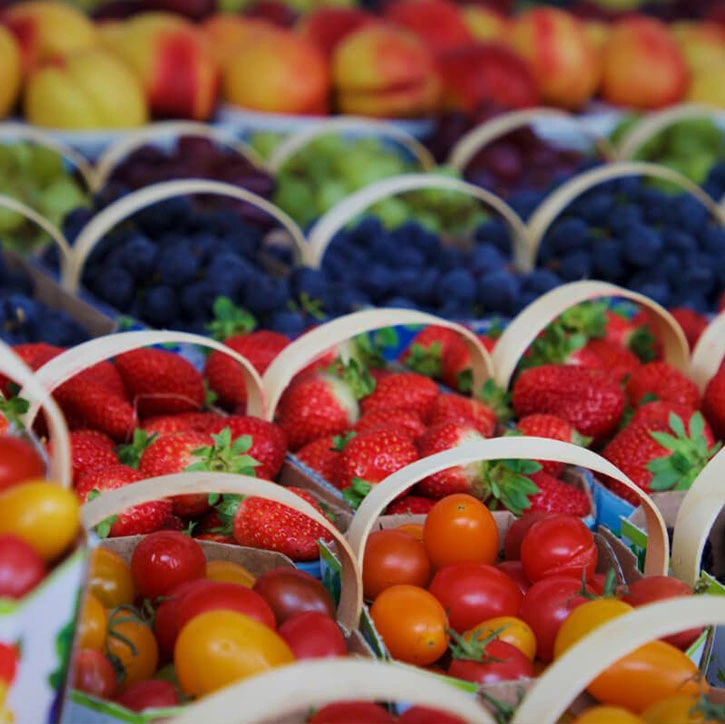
[475,459,543,515]
[185,428,260,476]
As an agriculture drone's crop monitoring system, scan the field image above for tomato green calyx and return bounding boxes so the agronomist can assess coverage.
[206,297,257,341]
[86,489,119,538]
[404,341,444,378]
[448,627,506,664]
[342,478,372,509]
[690,693,725,722]
[0,395,29,431]
[479,691,522,724]
[187,428,260,475]
[106,606,142,683]
[580,568,619,600]
[475,459,542,516]
[117,429,157,469]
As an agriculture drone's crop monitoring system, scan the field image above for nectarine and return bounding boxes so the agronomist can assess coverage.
[0,26,20,119]
[202,14,276,67]
[298,7,375,58]
[461,6,508,42]
[383,0,472,54]
[671,21,725,72]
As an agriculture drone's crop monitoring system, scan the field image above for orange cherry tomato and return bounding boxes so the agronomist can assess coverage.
[88,548,135,609]
[423,494,497,569]
[363,529,431,600]
[106,609,158,690]
[642,694,720,724]
[573,707,645,724]
[77,593,107,652]
[396,523,424,542]
[467,616,536,661]
[370,584,448,666]
[206,560,256,587]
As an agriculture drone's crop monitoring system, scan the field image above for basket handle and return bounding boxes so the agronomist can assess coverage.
[261,308,494,422]
[511,596,725,723]
[171,658,496,724]
[615,103,724,160]
[0,339,71,488]
[526,161,725,261]
[21,330,266,421]
[447,107,615,172]
[266,117,436,174]
[345,437,668,579]
[81,471,362,631]
[690,313,725,392]
[61,179,308,292]
[303,173,531,271]
[93,120,266,189]
[490,280,690,389]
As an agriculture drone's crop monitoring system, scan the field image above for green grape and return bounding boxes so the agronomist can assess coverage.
[669,119,722,154]
[250,133,283,161]
[308,134,346,157]
[370,198,410,229]
[39,177,88,228]
[610,113,643,146]
[28,146,64,186]
[274,175,317,228]
[316,180,348,214]
[414,210,442,234]
[0,207,26,234]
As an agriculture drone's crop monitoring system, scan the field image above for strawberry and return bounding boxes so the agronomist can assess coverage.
[630,401,702,430]
[114,348,205,418]
[626,362,700,410]
[399,326,460,378]
[0,343,63,394]
[512,365,625,442]
[141,412,226,437]
[440,328,502,393]
[216,486,334,561]
[69,429,118,483]
[0,395,29,436]
[360,372,439,422]
[338,429,418,504]
[386,495,436,515]
[669,308,708,351]
[604,309,661,362]
[603,412,720,504]
[428,394,497,437]
[354,409,426,441]
[703,370,725,440]
[295,434,347,484]
[160,515,185,531]
[415,422,487,499]
[75,464,171,537]
[515,414,590,476]
[526,471,591,517]
[78,361,128,398]
[208,416,288,480]
[194,510,236,544]
[581,339,641,384]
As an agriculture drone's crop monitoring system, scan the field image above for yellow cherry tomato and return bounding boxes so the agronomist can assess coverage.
[642,694,721,724]
[396,523,424,542]
[0,481,79,561]
[175,610,294,698]
[573,706,645,724]
[106,609,158,690]
[466,616,537,661]
[77,593,107,652]
[206,560,255,587]
[88,548,135,609]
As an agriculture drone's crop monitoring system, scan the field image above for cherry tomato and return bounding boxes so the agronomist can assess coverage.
[370,584,448,665]
[467,616,536,661]
[363,529,431,600]
[428,563,522,633]
[397,523,424,541]
[130,531,206,600]
[519,576,594,663]
[0,644,18,685]
[554,599,702,713]
[115,680,179,712]
[496,560,531,595]
[0,481,79,561]
[398,706,466,724]
[89,548,135,609]
[308,702,396,723]
[175,610,294,697]
[278,611,347,660]
[253,568,335,626]
[0,437,45,492]
[448,638,534,685]
[106,609,159,690]
[78,593,108,652]
[521,515,597,583]
[0,534,45,598]
[423,494,498,569]
[642,694,717,724]
[622,577,702,650]
[503,513,547,560]
[206,559,255,587]
[73,649,117,699]
[177,581,276,631]
[573,707,645,724]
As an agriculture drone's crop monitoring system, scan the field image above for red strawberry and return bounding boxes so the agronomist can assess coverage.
[0,343,63,394]
[78,361,128,398]
[141,412,226,437]
[626,362,700,409]
[603,412,720,504]
[69,430,118,483]
[75,464,171,537]
[194,510,236,544]
[512,365,625,442]
[630,401,701,429]
[204,331,289,411]
[703,370,725,440]
[360,372,439,422]
[604,309,661,362]
[526,471,591,517]
[354,409,426,440]
[338,429,418,502]
[386,495,436,515]
[217,486,334,561]
[669,308,708,351]
[582,339,641,384]
[160,515,185,531]
[114,348,205,418]
[208,416,288,480]
[428,394,497,437]
[415,422,487,499]
[399,326,460,378]
[440,331,500,393]
[515,414,589,476]
[295,435,345,484]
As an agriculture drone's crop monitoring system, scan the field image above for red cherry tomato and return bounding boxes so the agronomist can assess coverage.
[448,639,534,685]
[130,531,206,600]
[363,529,431,600]
[0,437,45,492]
[308,701,396,723]
[253,568,335,626]
[503,513,547,561]
[622,576,702,650]
[399,706,466,724]
[115,680,179,712]
[428,563,522,633]
[518,576,594,663]
[496,561,531,596]
[0,535,45,599]
[73,649,117,699]
[176,582,276,632]
[278,611,347,660]
[521,515,597,583]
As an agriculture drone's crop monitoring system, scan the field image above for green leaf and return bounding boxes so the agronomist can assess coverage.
[117,429,156,469]
[208,493,220,506]
[342,478,372,509]
[0,394,29,431]
[206,297,257,341]
[456,369,473,394]
[331,432,356,451]
[96,515,119,539]
[668,412,687,439]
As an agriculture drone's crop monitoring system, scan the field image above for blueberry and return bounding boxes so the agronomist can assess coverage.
[674,195,709,235]
[385,296,418,310]
[475,218,511,256]
[629,276,671,307]
[477,270,521,315]
[140,285,177,327]
[592,239,625,281]
[350,216,383,244]
[90,267,135,311]
[701,226,725,256]
[508,190,544,220]
[615,177,642,197]
[136,197,191,235]
[120,234,157,281]
[663,228,696,254]
[397,268,436,304]
[638,188,669,224]
[438,269,476,305]
[670,290,710,313]
[4,272,33,296]
[662,253,683,284]
[678,255,716,296]
[609,204,643,236]
[470,245,507,275]
[572,191,613,225]
[43,312,88,346]
[289,268,330,300]
[523,269,561,294]
[623,225,664,267]
[437,299,471,320]
[558,251,592,281]
[361,264,395,302]
[545,218,589,254]
[156,242,199,286]
[514,290,539,312]
[206,253,256,286]
[62,207,93,244]
[180,281,219,320]
[267,310,305,337]
[243,275,290,315]
[396,246,426,269]
[438,246,462,272]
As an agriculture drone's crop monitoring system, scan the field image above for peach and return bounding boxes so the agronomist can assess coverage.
[461,5,508,42]
[223,28,330,115]
[383,0,473,54]
[687,62,725,108]
[298,8,376,58]
[508,8,599,110]
[601,17,688,110]
[332,25,439,118]
[201,14,276,67]
[0,26,20,119]
[584,20,610,52]
[24,48,148,129]
[671,21,725,72]
[2,0,97,74]
[103,12,219,121]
